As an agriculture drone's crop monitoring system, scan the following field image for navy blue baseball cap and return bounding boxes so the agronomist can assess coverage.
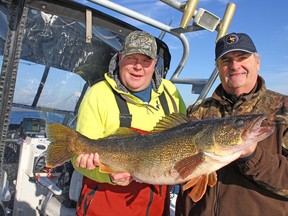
[215,33,257,61]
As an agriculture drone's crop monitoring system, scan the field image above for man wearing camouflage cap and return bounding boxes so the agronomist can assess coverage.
[72,30,186,215]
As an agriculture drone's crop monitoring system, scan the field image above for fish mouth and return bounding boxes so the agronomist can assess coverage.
[210,114,274,157]
[204,115,274,162]
[242,114,274,143]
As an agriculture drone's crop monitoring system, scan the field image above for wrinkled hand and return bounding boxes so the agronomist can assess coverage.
[75,153,100,170]
[110,172,133,186]
[240,143,258,158]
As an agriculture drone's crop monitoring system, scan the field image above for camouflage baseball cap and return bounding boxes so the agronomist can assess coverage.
[122,31,157,59]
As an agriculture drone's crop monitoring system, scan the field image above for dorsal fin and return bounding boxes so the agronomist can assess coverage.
[105,127,139,139]
[152,113,190,133]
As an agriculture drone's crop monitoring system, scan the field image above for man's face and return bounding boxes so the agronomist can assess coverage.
[118,53,157,92]
[217,51,260,96]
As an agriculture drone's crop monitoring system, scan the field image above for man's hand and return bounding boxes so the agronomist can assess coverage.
[110,172,133,186]
[75,153,100,170]
[240,143,258,158]
[75,153,133,186]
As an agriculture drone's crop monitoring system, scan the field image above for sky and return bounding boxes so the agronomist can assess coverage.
[81,0,288,107]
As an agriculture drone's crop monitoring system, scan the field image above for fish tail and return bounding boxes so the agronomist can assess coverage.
[46,123,79,168]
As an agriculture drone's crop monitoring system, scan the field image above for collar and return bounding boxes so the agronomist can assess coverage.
[212,76,266,104]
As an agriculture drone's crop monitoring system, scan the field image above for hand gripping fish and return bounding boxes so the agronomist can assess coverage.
[45,113,274,202]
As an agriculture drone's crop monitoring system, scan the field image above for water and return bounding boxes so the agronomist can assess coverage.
[9,110,72,125]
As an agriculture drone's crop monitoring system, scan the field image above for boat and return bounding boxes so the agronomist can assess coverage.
[0,0,236,215]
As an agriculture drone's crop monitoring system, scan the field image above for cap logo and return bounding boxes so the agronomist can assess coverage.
[215,33,257,61]
[226,34,239,44]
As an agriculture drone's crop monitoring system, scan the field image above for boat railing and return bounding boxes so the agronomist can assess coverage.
[87,0,236,100]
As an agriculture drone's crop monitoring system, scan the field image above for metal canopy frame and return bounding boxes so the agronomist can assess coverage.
[87,0,236,99]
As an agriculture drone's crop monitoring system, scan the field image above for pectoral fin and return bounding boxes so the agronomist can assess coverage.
[174,153,205,179]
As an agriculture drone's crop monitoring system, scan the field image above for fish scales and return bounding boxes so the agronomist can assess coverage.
[46,113,274,201]
[76,123,200,174]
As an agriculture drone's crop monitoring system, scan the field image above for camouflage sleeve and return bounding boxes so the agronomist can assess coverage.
[237,136,288,198]
[279,97,288,151]
[187,99,205,119]
[278,115,288,149]
[280,96,288,149]
[277,92,288,147]
[186,98,219,120]
[237,97,288,198]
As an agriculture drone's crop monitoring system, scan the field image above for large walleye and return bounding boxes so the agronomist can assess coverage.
[46,113,274,202]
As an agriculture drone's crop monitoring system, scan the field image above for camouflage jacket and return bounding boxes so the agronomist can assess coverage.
[176,76,288,216]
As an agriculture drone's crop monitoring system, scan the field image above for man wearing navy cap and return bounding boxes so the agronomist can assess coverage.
[176,33,288,215]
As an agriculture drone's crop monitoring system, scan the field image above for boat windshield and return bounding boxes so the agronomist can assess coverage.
[0,1,169,126]
[0,2,171,214]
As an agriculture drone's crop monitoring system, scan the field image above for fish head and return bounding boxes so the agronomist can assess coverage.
[201,114,274,156]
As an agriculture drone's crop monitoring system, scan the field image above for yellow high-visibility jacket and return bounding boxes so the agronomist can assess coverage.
[71,72,186,183]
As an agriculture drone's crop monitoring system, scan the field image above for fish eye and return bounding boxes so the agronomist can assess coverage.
[235,119,245,127]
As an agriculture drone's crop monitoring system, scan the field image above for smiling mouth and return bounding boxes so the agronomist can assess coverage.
[229,72,245,77]
[131,74,142,78]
